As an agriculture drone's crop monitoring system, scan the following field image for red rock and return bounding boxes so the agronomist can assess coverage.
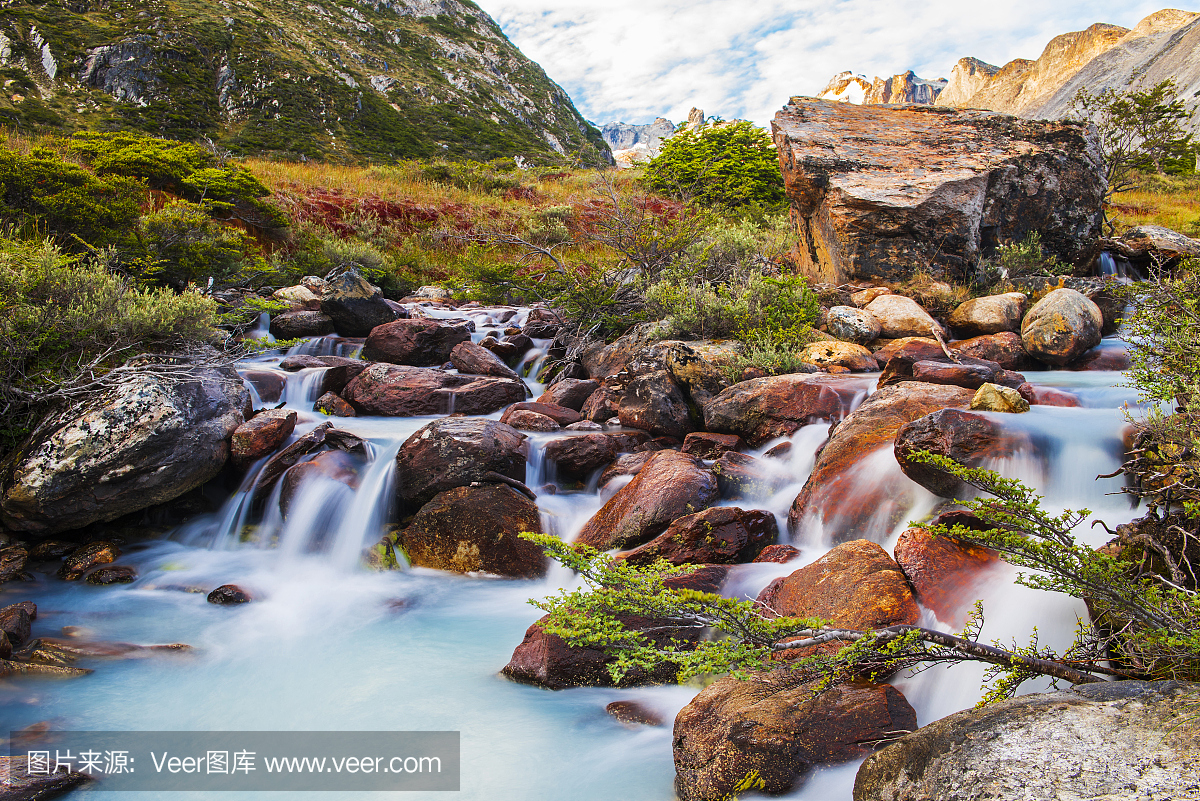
[618,370,697,439]
[504,410,560,431]
[544,433,648,484]
[500,401,580,427]
[398,484,545,578]
[280,450,363,518]
[951,332,1034,371]
[753,544,800,563]
[681,432,743,459]
[240,370,285,403]
[576,451,719,550]
[893,408,1031,499]
[910,360,996,389]
[599,451,656,487]
[878,341,1001,387]
[447,377,528,415]
[317,360,367,395]
[763,441,793,459]
[450,341,521,380]
[620,506,778,566]
[703,374,869,447]
[361,318,470,366]
[314,392,355,417]
[231,409,298,468]
[537,379,600,411]
[894,527,1000,626]
[394,418,527,510]
[580,385,621,422]
[342,364,523,416]
[1017,382,1080,407]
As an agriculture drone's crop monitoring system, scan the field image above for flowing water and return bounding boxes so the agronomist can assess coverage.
[0,305,1147,801]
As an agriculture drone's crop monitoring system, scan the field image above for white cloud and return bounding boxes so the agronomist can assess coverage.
[473,0,1168,126]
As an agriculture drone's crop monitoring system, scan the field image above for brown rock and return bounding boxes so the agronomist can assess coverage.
[450,341,521,380]
[872,337,941,364]
[85,565,138,585]
[910,360,996,389]
[0,606,31,647]
[1069,343,1132,371]
[231,409,298,468]
[398,484,545,578]
[788,383,975,539]
[894,527,1000,626]
[621,506,778,566]
[448,377,531,415]
[681,432,743,459]
[0,756,91,798]
[537,378,600,411]
[673,672,917,801]
[394,418,527,510]
[1017,382,1080,407]
[946,293,1028,337]
[1020,288,1103,366]
[799,341,879,372]
[606,700,664,726]
[58,541,121,581]
[500,402,581,427]
[878,341,1001,388]
[895,408,1031,498]
[864,295,942,339]
[314,391,356,417]
[951,331,1034,370]
[207,584,252,604]
[576,451,719,550]
[772,99,1103,285]
[269,310,335,339]
[712,452,784,499]
[504,410,560,432]
[753,544,801,563]
[361,319,471,366]
[703,374,869,447]
[280,450,363,518]
[317,360,368,396]
[617,370,696,439]
[240,370,285,403]
[0,547,29,583]
[544,433,648,484]
[342,364,523,417]
[254,422,334,492]
[599,452,656,488]
[580,386,621,422]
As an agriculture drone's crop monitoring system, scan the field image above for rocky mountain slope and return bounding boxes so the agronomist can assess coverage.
[818,71,946,105]
[0,0,610,164]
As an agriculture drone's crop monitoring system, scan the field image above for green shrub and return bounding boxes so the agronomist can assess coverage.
[643,121,785,214]
[69,131,213,189]
[978,232,1070,287]
[138,200,268,289]
[416,159,522,194]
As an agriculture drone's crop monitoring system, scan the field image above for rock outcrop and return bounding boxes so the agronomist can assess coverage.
[772,99,1104,285]
[935,57,1000,107]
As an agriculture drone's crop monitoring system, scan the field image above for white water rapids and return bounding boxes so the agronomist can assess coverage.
[0,305,1146,800]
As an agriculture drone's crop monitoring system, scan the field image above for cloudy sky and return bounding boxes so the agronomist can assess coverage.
[472,0,1168,127]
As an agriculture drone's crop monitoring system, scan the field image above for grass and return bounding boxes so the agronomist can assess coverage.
[1109,172,1200,236]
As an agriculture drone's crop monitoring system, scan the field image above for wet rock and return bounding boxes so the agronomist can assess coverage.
[268,310,335,339]
[599,452,656,488]
[0,606,32,647]
[231,409,298,468]
[342,364,522,416]
[319,268,399,336]
[522,307,563,338]
[674,672,917,801]
[504,410,560,431]
[826,306,882,344]
[893,527,999,626]
[479,336,521,366]
[950,331,1034,371]
[450,341,521,380]
[57,541,121,581]
[799,341,879,372]
[606,700,664,726]
[1020,288,1103,366]
[712,452,784,499]
[544,433,648,484]
[361,318,471,366]
[753,544,801,563]
[548,362,590,384]
[537,379,600,411]
[207,584,252,604]
[680,432,743,460]
[872,337,942,365]
[254,422,334,491]
[894,408,1028,498]
[621,507,777,566]
[878,340,998,387]
[85,565,139,585]
[241,369,285,403]
[280,450,363,518]
[1017,382,1080,407]
[0,547,29,583]
[394,418,527,510]
[577,451,720,550]
[910,360,995,389]
[1069,342,1132,371]
[763,442,793,459]
[946,292,1028,337]
[314,392,355,417]
[28,541,76,561]
[772,99,1103,285]
[703,374,866,447]
[565,421,602,431]
[788,383,974,538]
[500,402,580,427]
[853,681,1200,801]
[580,386,621,422]
[316,359,367,395]
[501,567,727,689]
[971,382,1030,413]
[0,755,92,798]
[617,370,697,439]
[865,295,942,339]
[398,484,545,578]
[1,363,248,535]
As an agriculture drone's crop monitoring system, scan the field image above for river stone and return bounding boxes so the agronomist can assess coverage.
[268,310,335,339]
[1020,288,1103,366]
[272,283,322,308]
[853,680,1200,801]
[617,369,696,439]
[398,484,545,578]
[0,547,29,584]
[826,306,882,344]
[0,606,31,647]
[319,268,398,336]
[450,341,521,380]
[674,673,918,801]
[703,374,867,447]
[231,409,298,468]
[894,409,1028,499]
[865,295,941,339]
[537,379,600,411]
[0,756,91,798]
[1,364,248,535]
[799,341,879,372]
[504,410,560,432]
[946,292,1027,337]
[576,450,719,550]
[362,318,471,366]
[580,386,621,423]
[207,584,252,604]
[544,433,647,484]
[57,541,121,581]
[753,544,801,563]
[342,364,523,417]
[394,418,527,510]
[893,527,999,626]
[680,432,743,460]
[950,331,1033,371]
[240,369,285,404]
[910,361,995,389]
[712,452,785,500]
[500,402,580,427]
[85,565,138,585]
[314,391,355,417]
[620,506,777,566]
[971,382,1030,413]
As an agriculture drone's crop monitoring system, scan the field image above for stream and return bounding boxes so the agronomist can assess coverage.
[0,304,1146,800]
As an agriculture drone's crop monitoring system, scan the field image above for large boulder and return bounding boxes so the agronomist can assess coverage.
[798,341,878,372]
[450,341,521,381]
[397,484,545,578]
[864,295,941,339]
[893,408,1029,499]
[674,673,917,801]
[537,378,600,411]
[703,374,868,447]
[1020,288,1103,366]
[950,331,1033,371]
[394,418,527,510]
[616,342,730,439]
[826,305,882,344]
[268,310,335,339]
[787,382,975,540]
[946,292,1027,337]
[319,268,398,336]
[341,364,524,416]
[1,364,248,534]
[621,506,777,566]
[576,450,719,550]
[230,409,298,468]
[894,527,1000,626]
[362,318,471,366]
[772,99,1103,285]
[853,681,1200,801]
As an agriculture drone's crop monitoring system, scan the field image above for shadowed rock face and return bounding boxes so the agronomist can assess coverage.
[771,99,1104,285]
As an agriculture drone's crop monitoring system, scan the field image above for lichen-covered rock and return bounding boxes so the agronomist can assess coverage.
[620,506,777,566]
[394,418,527,510]
[799,341,879,372]
[231,409,298,468]
[970,382,1030,413]
[826,305,882,344]
[853,681,1200,801]
[1,364,248,534]
[319,269,398,337]
[703,374,868,447]
[615,342,731,437]
[1020,288,1103,366]
[772,99,1103,284]
[314,392,356,417]
[947,292,1027,337]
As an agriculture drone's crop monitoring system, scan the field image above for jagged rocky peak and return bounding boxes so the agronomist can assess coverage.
[935,58,999,107]
[602,107,719,167]
[818,72,871,103]
[817,70,946,105]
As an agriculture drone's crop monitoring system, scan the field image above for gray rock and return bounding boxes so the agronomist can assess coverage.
[1020,288,1102,366]
[319,269,398,337]
[947,292,1027,337]
[826,306,883,344]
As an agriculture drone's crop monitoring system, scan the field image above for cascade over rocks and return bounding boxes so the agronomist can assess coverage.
[319,269,398,336]
[576,450,719,550]
[712,452,785,499]
[703,374,867,447]
[673,673,917,801]
[394,418,527,510]
[231,409,298,468]
[362,319,471,366]
[543,433,648,484]
[279,450,363,518]
[1,364,248,535]
[620,506,777,566]
[772,99,1103,285]
[397,484,546,578]
[853,681,1200,801]
[1020,288,1103,366]
[342,364,525,416]
[788,382,975,539]
[893,527,1000,626]
[894,408,1030,498]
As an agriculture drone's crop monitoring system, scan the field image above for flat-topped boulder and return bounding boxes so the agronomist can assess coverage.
[772,99,1103,284]
[703,374,870,447]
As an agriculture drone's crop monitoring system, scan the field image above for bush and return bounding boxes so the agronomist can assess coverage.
[138,200,268,290]
[647,270,818,344]
[416,159,522,194]
[643,121,785,215]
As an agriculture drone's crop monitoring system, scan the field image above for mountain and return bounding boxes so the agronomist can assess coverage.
[0,0,611,164]
[818,70,946,105]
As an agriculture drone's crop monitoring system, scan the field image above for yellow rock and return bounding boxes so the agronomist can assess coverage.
[970,382,1030,413]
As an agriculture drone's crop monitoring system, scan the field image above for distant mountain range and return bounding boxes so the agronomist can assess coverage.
[0,0,611,164]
